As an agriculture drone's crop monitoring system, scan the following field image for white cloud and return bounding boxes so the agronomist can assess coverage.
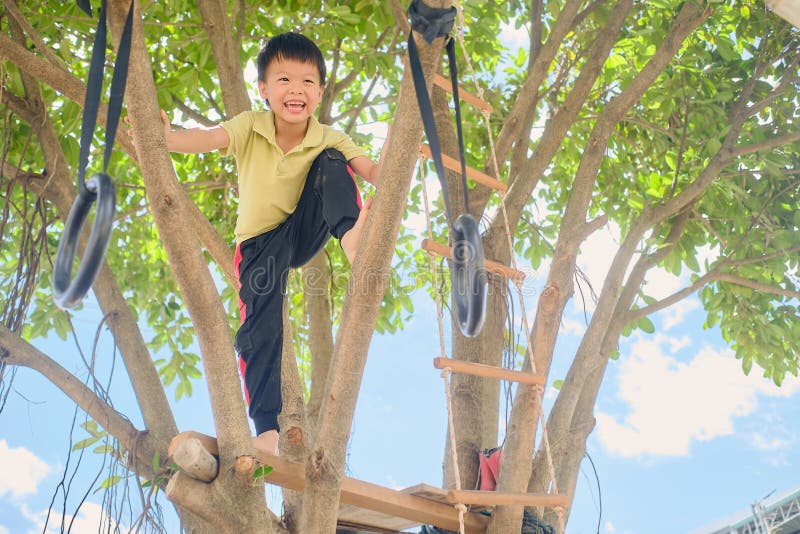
[640,265,685,301]
[0,440,51,499]
[661,299,699,331]
[605,520,616,533]
[666,334,691,353]
[576,222,621,308]
[561,317,587,337]
[0,525,8,534]
[749,433,792,452]
[498,19,530,53]
[574,221,705,319]
[743,410,796,466]
[22,501,125,534]
[596,335,800,457]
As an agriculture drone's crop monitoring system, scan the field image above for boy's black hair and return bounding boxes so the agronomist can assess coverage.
[257,33,326,85]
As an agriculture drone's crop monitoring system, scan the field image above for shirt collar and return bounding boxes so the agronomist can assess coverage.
[252,111,323,149]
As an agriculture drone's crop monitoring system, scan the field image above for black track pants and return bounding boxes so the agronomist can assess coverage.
[233,149,362,434]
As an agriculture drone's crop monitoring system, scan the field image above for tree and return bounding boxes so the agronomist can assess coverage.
[1,0,798,533]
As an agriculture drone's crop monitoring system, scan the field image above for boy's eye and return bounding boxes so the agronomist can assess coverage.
[304,79,315,85]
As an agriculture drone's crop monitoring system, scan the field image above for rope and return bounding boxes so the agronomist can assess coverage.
[419,158,467,534]
[442,367,466,534]
[449,3,565,532]
[420,154,448,360]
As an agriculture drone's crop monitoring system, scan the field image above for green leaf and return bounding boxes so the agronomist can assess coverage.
[252,465,274,482]
[73,436,101,451]
[639,317,656,334]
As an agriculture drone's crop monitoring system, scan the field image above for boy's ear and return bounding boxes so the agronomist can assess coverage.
[257,80,268,100]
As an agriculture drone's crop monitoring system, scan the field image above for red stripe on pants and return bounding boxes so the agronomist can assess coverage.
[233,242,249,404]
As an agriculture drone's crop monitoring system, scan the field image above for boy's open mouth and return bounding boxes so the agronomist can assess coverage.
[285,100,306,111]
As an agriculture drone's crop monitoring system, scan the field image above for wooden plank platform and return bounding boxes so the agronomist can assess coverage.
[434,357,545,386]
[419,144,507,192]
[448,489,569,508]
[421,239,526,284]
[337,483,487,532]
[168,432,490,533]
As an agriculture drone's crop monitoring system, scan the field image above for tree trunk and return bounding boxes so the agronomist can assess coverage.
[526,5,710,522]
[299,9,451,530]
[305,251,335,431]
[280,305,310,533]
[488,2,636,530]
[112,0,267,530]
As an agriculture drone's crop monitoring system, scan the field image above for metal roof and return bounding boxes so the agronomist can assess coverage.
[699,486,800,534]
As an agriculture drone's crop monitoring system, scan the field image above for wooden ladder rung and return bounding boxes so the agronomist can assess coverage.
[421,239,526,284]
[432,74,494,114]
[419,144,507,193]
[434,357,544,386]
[447,489,569,508]
[401,56,493,114]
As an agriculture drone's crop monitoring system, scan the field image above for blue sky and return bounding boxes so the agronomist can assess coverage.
[2,193,799,534]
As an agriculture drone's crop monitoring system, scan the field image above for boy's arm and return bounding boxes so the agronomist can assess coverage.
[349,156,379,186]
[161,110,229,153]
[349,133,389,186]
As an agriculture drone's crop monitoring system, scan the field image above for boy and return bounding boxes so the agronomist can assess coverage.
[161,33,382,454]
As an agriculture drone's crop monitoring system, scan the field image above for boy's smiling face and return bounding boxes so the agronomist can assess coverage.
[258,57,324,129]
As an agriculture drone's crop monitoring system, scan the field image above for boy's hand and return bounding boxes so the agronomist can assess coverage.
[160,109,173,145]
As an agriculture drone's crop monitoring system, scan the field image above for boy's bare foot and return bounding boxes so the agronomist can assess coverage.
[253,429,279,456]
[340,197,373,264]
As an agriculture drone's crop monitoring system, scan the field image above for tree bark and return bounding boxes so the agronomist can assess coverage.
[305,251,334,431]
[196,0,251,118]
[279,304,310,533]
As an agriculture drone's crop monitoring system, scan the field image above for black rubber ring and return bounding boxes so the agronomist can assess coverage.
[451,214,487,337]
[53,172,116,309]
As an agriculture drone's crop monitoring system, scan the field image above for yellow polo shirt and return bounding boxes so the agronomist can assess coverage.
[220,111,367,244]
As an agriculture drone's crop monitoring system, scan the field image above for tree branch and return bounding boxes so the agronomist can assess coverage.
[197,0,251,117]
[728,129,800,159]
[3,0,66,69]
[4,63,181,444]
[715,273,800,299]
[726,243,800,267]
[692,208,728,249]
[0,32,139,160]
[0,324,163,480]
[171,95,217,127]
